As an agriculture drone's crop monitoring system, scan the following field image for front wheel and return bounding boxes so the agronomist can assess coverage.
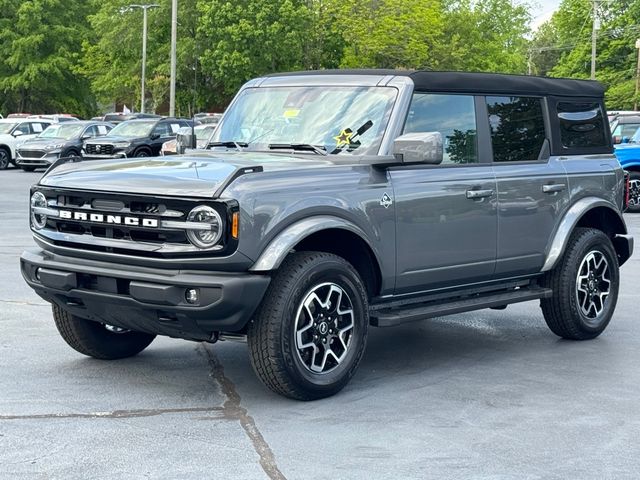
[541,228,619,340]
[247,252,369,400]
[0,148,11,170]
[52,305,156,359]
[627,172,640,213]
[133,149,150,157]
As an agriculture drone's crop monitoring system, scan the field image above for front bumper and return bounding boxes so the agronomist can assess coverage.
[16,151,59,167]
[21,248,270,341]
[81,151,128,160]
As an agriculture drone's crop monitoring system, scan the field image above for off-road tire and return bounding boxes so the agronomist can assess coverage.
[52,304,156,359]
[247,252,369,400]
[541,228,619,340]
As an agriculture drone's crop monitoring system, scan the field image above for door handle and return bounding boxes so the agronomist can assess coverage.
[542,183,566,194]
[466,189,494,199]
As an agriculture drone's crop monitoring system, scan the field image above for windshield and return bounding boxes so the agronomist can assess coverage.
[212,86,398,155]
[109,121,156,138]
[0,123,18,134]
[39,124,84,140]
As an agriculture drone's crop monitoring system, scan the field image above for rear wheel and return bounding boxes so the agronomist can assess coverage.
[541,228,619,340]
[52,305,156,359]
[0,147,10,170]
[247,252,369,400]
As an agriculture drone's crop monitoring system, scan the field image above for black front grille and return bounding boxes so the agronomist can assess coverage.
[85,143,114,155]
[19,150,46,159]
[32,187,236,259]
[41,189,191,253]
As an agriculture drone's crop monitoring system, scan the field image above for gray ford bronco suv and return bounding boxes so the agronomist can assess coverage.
[21,70,634,400]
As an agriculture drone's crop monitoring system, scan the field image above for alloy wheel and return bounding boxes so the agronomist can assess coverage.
[575,250,611,321]
[294,282,355,374]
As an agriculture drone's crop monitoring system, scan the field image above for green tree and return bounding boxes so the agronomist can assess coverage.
[0,0,95,117]
[330,0,444,69]
[441,0,531,73]
[196,0,343,108]
[536,0,640,109]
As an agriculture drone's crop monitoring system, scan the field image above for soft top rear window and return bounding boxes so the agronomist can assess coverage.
[557,102,607,149]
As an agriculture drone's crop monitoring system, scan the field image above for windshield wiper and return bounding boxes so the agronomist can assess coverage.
[268,143,327,156]
[208,141,248,150]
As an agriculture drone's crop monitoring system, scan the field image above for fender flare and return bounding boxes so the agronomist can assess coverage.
[541,197,627,272]
[249,215,375,272]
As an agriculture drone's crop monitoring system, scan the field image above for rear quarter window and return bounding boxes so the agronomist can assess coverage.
[557,102,608,149]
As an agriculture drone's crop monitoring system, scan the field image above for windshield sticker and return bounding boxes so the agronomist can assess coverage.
[283,109,300,118]
[334,128,353,148]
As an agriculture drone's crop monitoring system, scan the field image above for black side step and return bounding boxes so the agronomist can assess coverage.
[370,287,552,328]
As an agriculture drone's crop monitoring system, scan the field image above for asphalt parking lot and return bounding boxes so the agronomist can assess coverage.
[2,167,640,479]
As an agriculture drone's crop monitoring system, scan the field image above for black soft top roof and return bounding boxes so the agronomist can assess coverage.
[267,69,605,98]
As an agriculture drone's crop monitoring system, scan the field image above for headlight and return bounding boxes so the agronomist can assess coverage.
[30,192,48,229]
[112,142,131,148]
[186,206,223,248]
[44,143,65,151]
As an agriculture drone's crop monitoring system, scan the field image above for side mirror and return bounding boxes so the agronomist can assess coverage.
[622,136,630,144]
[13,130,24,137]
[175,127,196,154]
[150,132,160,140]
[393,132,443,164]
[81,134,91,140]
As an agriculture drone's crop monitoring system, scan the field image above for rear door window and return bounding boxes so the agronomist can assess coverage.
[486,96,546,162]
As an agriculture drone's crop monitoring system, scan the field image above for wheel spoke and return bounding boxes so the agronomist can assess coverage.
[575,250,611,319]
[294,282,356,375]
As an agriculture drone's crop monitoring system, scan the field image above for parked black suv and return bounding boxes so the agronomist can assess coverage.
[82,118,192,159]
[16,121,113,171]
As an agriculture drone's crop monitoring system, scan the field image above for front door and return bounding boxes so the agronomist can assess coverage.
[391,93,497,294]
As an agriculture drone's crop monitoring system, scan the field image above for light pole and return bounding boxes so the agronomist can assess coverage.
[169,0,177,117]
[121,4,159,113]
[590,0,600,80]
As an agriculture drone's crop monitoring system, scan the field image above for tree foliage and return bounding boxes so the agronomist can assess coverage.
[532,0,640,109]
[15,0,640,117]
[0,0,95,116]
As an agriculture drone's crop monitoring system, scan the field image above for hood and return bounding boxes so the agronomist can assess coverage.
[19,137,73,150]
[39,151,335,198]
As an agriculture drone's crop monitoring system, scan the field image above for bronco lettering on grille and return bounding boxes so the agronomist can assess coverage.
[59,210,159,228]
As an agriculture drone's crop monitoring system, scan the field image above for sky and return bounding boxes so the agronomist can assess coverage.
[531,0,561,30]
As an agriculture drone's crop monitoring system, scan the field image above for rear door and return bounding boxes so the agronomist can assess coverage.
[390,93,497,294]
[485,96,570,276]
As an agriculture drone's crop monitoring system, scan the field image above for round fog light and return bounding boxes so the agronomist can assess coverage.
[35,268,41,281]
[185,288,199,304]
